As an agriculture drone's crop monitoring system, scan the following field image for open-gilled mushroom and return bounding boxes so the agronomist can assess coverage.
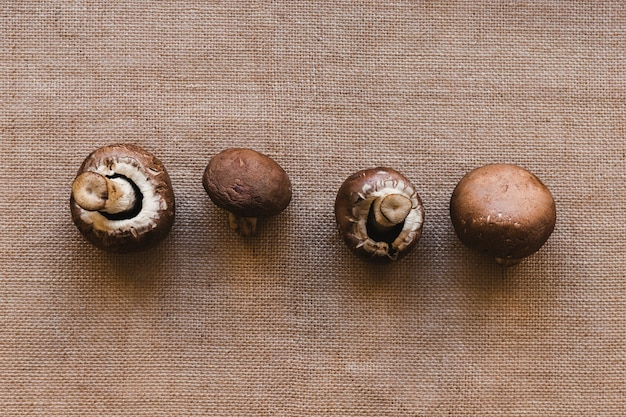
[449,163,556,266]
[335,167,424,261]
[70,144,175,252]
[202,148,292,236]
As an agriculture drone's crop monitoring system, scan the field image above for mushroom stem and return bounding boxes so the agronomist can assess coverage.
[228,213,258,237]
[368,194,412,235]
[495,257,522,267]
[72,171,137,214]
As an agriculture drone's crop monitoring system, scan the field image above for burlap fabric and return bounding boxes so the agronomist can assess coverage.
[1,1,624,415]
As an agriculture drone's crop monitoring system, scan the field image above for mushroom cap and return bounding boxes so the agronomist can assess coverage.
[202,148,292,218]
[70,144,175,253]
[335,167,424,262]
[449,163,556,262]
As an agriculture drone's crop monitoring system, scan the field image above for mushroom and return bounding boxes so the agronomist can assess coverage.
[449,163,556,266]
[70,144,175,252]
[335,167,424,261]
[202,148,292,236]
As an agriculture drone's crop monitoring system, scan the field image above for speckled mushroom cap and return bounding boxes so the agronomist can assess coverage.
[70,144,175,253]
[335,167,424,261]
[449,163,556,263]
[202,148,292,218]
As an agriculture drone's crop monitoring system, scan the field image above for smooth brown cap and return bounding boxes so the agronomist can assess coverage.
[450,163,556,262]
[203,148,292,218]
[70,144,175,253]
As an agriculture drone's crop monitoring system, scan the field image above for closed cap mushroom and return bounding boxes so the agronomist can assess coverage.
[449,163,556,266]
[335,167,424,261]
[70,144,175,252]
[203,148,292,236]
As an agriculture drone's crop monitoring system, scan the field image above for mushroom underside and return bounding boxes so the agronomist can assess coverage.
[336,171,423,260]
[76,160,168,234]
[71,151,174,252]
[350,195,423,259]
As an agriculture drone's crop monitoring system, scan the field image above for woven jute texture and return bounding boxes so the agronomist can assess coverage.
[1,1,624,415]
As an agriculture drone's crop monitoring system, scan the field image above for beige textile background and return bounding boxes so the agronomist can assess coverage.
[1,1,625,415]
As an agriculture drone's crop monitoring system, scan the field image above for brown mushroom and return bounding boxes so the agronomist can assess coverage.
[449,163,556,266]
[335,167,424,261]
[70,144,175,252]
[202,148,292,236]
